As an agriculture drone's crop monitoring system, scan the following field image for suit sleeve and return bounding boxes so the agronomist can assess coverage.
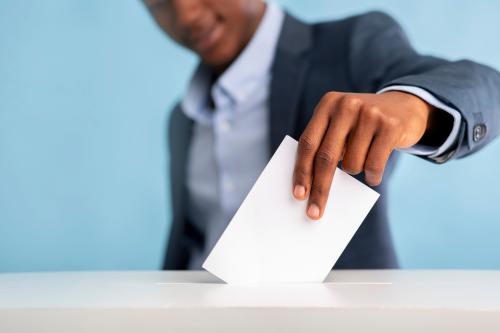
[348,11,500,162]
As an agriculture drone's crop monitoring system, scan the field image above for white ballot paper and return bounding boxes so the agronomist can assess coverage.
[203,136,379,284]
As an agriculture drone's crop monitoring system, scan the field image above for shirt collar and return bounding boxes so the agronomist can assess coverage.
[182,2,285,123]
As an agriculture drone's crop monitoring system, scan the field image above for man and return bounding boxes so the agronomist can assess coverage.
[144,0,500,269]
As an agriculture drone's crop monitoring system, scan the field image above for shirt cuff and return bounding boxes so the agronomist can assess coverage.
[378,85,462,158]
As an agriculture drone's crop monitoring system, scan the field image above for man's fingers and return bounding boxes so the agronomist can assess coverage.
[341,106,379,175]
[364,133,395,186]
[293,94,336,200]
[305,127,342,219]
[307,96,360,220]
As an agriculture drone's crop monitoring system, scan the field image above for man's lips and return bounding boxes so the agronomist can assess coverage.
[190,23,224,53]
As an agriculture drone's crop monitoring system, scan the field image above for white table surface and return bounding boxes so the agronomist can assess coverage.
[1,270,499,332]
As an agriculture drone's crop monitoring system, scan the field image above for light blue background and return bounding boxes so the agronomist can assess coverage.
[1,0,499,272]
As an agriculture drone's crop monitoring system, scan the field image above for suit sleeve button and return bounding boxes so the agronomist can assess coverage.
[473,124,487,142]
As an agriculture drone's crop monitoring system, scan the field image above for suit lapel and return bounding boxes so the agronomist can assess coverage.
[269,13,313,154]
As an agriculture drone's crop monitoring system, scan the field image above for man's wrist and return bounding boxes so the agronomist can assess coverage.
[393,91,453,147]
[378,86,460,157]
[419,102,454,147]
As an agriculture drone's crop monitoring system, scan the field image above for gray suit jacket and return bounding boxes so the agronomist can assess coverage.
[164,11,500,269]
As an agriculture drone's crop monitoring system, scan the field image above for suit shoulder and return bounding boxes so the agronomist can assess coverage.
[313,10,401,37]
[169,102,182,122]
[352,11,402,33]
[353,10,399,26]
[167,103,185,139]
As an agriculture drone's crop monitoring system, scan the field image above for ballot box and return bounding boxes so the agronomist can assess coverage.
[1,270,499,332]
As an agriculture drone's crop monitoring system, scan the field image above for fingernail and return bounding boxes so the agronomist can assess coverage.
[365,172,381,186]
[307,204,320,220]
[293,185,306,199]
[344,169,355,175]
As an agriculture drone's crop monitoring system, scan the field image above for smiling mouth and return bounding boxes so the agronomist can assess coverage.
[191,23,224,53]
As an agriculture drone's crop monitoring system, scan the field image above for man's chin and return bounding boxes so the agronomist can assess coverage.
[200,50,237,73]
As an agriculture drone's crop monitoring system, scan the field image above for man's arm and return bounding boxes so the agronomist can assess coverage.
[349,11,500,161]
[292,11,500,220]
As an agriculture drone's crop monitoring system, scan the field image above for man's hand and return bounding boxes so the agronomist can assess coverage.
[292,91,437,220]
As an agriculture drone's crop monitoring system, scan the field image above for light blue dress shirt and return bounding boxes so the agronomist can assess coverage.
[181,3,460,269]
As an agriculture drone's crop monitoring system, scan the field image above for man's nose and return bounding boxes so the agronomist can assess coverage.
[171,0,203,32]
